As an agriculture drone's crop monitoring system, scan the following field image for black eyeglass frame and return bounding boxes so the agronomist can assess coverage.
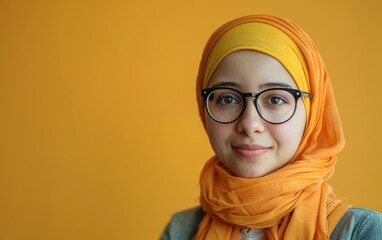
[201,87,311,124]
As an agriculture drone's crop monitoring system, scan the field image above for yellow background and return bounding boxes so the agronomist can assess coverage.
[1,0,381,239]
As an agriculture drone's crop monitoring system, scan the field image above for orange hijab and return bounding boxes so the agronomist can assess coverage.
[195,15,349,239]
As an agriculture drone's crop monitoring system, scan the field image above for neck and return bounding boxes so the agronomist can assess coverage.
[238,228,267,240]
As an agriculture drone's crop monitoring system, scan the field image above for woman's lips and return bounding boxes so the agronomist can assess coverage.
[232,144,270,157]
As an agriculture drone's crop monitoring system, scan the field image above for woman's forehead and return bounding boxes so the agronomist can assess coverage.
[208,50,298,90]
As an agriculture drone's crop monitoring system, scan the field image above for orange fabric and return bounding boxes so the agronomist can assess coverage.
[194,15,349,240]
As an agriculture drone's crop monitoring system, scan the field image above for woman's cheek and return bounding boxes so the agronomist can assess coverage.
[206,121,232,153]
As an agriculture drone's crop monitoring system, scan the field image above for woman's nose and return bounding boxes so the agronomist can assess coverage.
[236,101,265,136]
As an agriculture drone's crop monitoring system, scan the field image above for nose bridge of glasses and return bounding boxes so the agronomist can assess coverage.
[242,92,258,103]
[241,92,259,107]
[242,92,257,98]
[240,92,262,117]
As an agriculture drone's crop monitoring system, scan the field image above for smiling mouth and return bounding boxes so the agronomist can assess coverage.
[232,145,270,157]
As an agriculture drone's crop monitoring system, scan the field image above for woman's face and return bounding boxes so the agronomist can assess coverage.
[205,50,306,178]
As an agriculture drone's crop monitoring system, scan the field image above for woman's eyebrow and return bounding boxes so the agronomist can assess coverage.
[259,82,293,89]
[210,81,240,88]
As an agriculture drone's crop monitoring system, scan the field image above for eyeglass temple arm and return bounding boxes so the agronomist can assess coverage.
[301,91,312,98]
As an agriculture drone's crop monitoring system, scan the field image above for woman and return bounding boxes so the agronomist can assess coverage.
[161,15,382,240]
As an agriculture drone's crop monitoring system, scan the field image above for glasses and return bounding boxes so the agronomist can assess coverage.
[201,87,311,124]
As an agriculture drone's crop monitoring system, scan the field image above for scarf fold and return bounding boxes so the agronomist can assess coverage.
[196,157,347,239]
[194,14,349,240]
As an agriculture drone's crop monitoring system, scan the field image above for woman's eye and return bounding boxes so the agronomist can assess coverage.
[218,96,238,104]
[269,96,286,105]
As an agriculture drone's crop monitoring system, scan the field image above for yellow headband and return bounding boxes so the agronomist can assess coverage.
[202,22,311,119]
